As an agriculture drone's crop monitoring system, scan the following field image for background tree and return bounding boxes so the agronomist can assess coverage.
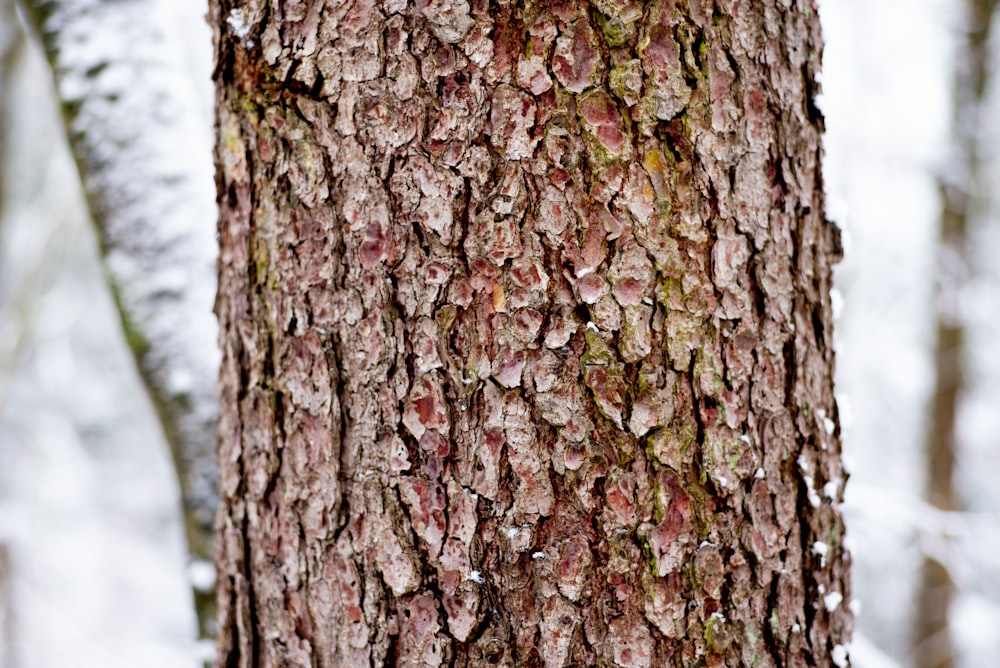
[212,1,853,666]
[916,1,998,666]
[0,2,205,663]
[19,0,220,636]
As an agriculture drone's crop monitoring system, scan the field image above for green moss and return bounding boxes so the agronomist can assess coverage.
[436,305,457,332]
[580,129,624,168]
[583,328,617,366]
[655,276,681,306]
[641,538,658,575]
[646,416,696,471]
[107,279,151,359]
[596,14,628,47]
[704,613,725,653]
[609,60,642,104]
[240,95,262,122]
[728,452,741,470]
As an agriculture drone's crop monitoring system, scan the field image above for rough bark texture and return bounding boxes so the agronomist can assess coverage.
[915,2,997,666]
[212,1,852,666]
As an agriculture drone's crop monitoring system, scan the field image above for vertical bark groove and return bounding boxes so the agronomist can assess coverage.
[212,1,852,666]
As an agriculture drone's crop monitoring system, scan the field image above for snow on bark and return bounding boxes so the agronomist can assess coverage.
[213,0,852,665]
[20,0,219,631]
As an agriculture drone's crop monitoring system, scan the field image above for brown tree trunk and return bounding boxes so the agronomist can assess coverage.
[211,1,852,666]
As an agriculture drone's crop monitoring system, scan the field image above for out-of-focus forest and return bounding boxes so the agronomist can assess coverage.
[1,0,999,666]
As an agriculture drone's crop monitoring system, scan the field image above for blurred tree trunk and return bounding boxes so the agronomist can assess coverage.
[0,544,12,668]
[0,3,21,662]
[0,0,20,213]
[212,1,852,665]
[18,0,220,637]
[916,2,998,667]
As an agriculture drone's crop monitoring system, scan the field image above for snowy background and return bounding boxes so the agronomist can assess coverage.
[1,0,999,666]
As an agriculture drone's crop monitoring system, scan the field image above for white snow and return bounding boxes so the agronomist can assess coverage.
[31,0,221,536]
[822,0,960,660]
[850,634,904,668]
[0,20,200,666]
[798,456,822,509]
[187,558,216,592]
[830,288,845,321]
[832,644,850,668]
[226,8,251,39]
[813,541,829,561]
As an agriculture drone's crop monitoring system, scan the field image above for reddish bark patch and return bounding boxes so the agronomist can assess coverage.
[555,534,592,601]
[403,376,449,440]
[552,21,598,93]
[644,24,681,74]
[648,472,693,576]
[584,365,626,428]
[399,478,448,557]
[360,221,391,268]
[579,91,626,154]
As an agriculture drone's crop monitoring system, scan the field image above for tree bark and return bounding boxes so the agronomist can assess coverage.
[212,1,852,666]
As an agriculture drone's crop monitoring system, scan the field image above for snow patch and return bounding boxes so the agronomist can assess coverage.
[831,643,849,668]
[188,558,216,592]
[812,541,829,566]
[226,8,251,39]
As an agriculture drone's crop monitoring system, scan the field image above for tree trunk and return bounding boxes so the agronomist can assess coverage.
[18,0,220,636]
[212,1,852,666]
[915,2,997,666]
